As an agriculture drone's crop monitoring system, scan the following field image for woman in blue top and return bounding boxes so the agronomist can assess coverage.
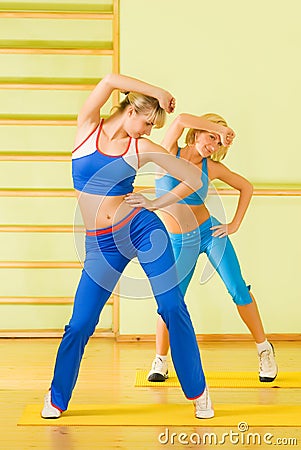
[126,112,278,384]
[41,75,215,420]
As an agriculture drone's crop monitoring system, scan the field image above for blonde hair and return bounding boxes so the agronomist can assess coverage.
[185,113,230,161]
[114,92,166,129]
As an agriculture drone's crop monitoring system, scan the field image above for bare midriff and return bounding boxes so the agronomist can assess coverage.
[75,190,135,230]
[75,192,210,233]
[159,203,210,234]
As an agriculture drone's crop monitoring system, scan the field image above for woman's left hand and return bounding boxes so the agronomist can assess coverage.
[158,90,176,113]
[210,222,239,238]
[124,193,156,211]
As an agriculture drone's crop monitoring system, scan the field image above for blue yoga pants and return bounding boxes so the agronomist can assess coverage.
[169,216,252,304]
[50,208,206,411]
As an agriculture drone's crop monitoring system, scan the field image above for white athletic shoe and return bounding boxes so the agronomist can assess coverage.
[193,385,214,419]
[41,391,61,419]
[147,356,168,382]
[259,342,278,382]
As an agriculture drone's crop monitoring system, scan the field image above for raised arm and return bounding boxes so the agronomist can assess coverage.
[77,73,175,129]
[161,113,235,154]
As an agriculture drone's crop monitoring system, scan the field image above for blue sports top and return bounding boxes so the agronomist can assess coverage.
[155,147,209,205]
[72,119,139,196]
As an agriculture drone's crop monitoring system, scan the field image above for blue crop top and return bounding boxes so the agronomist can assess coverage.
[155,147,209,205]
[72,119,139,196]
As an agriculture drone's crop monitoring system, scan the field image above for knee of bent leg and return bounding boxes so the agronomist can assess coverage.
[157,289,185,317]
[65,317,96,341]
[231,284,252,306]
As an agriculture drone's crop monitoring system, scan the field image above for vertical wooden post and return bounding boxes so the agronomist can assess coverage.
[112,0,120,107]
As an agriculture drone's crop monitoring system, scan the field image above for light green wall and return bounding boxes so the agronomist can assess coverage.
[0,126,76,152]
[0,1,114,333]
[0,91,112,117]
[0,232,80,260]
[119,0,301,334]
[0,18,112,41]
[0,54,112,80]
[0,305,112,330]
[0,0,300,335]
[120,0,301,183]
[0,198,77,224]
[0,162,72,188]
[0,268,80,296]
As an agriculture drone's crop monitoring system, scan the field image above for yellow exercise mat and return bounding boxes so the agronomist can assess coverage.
[18,403,301,426]
[135,370,301,388]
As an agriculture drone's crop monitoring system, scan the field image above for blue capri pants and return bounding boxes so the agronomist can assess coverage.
[169,216,252,303]
[50,208,206,411]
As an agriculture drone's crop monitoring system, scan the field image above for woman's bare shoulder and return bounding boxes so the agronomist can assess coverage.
[206,158,226,180]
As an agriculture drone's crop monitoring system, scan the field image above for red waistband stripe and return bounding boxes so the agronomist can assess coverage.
[86,208,140,236]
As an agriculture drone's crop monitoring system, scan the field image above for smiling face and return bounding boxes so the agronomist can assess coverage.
[185,113,230,162]
[194,130,222,158]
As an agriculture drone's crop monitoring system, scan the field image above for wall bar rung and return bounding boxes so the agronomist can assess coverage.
[0,261,82,269]
[0,152,70,161]
[0,225,83,232]
[0,48,114,55]
[0,189,75,197]
[0,187,299,198]
[0,296,113,305]
[0,12,114,20]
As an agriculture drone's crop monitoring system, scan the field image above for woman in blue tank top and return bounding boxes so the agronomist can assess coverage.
[126,112,278,384]
[41,74,214,420]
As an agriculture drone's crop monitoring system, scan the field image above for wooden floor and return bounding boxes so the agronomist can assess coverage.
[1,338,301,449]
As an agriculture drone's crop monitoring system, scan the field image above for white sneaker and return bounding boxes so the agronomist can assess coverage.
[193,386,214,419]
[41,391,61,419]
[147,356,168,382]
[259,342,278,382]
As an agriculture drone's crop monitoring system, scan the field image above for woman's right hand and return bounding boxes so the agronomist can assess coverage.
[219,127,236,147]
[124,193,156,211]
